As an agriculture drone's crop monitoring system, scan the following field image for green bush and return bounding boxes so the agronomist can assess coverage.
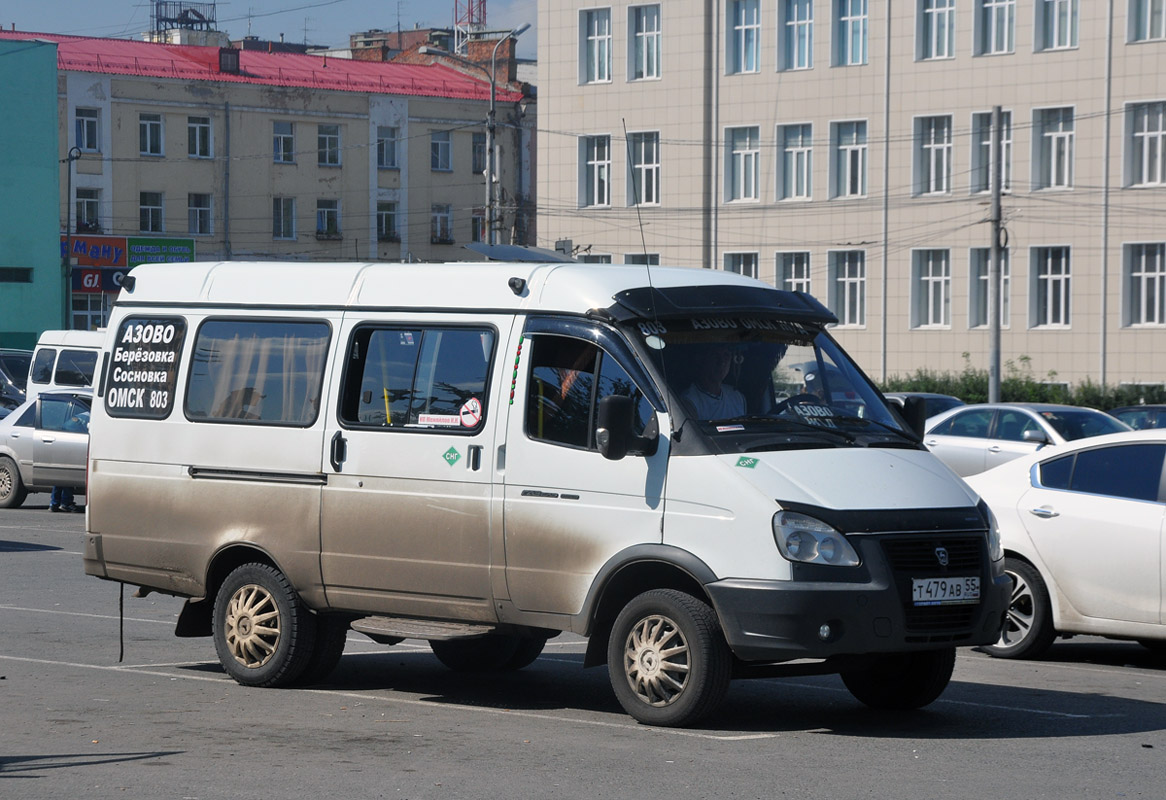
[879,353,1166,409]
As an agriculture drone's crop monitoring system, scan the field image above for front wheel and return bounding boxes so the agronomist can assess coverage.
[607,589,731,727]
[981,558,1056,660]
[0,456,27,509]
[213,563,317,687]
[841,647,956,710]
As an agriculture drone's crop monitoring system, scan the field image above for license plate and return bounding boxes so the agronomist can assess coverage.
[912,576,980,606]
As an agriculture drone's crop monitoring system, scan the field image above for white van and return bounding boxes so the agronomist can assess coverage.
[83,260,1009,727]
[27,330,105,401]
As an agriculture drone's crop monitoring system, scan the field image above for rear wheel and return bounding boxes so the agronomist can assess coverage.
[607,589,731,727]
[981,558,1056,660]
[212,563,317,687]
[841,647,956,710]
[0,456,27,509]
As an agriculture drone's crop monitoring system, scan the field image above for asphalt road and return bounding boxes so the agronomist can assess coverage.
[1,501,1163,799]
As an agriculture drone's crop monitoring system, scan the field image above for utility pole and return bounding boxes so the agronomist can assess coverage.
[988,106,1004,403]
[61,146,82,329]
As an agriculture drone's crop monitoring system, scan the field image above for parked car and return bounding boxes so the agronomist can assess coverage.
[0,348,32,419]
[965,429,1166,658]
[1108,404,1166,431]
[0,390,91,508]
[884,392,965,420]
[924,403,1130,476]
[26,329,104,401]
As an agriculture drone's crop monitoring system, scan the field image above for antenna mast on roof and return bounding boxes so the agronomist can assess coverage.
[454,0,486,55]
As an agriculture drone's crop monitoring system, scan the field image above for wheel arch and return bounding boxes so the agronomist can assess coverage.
[175,543,288,638]
[579,545,718,668]
[1003,547,1064,629]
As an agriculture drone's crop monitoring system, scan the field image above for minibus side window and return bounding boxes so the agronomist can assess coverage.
[31,349,56,383]
[185,319,329,426]
[340,326,494,432]
[54,349,98,387]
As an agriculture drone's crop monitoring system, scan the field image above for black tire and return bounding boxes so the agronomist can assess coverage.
[607,589,732,727]
[0,456,27,509]
[212,563,317,688]
[841,647,956,710]
[981,557,1056,660]
[430,634,522,672]
[295,614,349,685]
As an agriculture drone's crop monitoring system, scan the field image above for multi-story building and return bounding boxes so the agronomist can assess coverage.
[0,29,533,330]
[537,1,1166,386]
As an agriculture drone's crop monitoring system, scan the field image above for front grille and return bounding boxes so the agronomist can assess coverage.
[878,533,987,641]
[881,535,982,572]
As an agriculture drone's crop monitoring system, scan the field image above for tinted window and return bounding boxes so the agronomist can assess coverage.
[0,352,31,391]
[994,410,1041,442]
[1070,444,1165,502]
[933,408,992,437]
[31,349,56,383]
[340,326,494,432]
[54,349,98,387]
[186,319,329,426]
[1038,453,1074,489]
[39,396,73,432]
[1040,409,1128,440]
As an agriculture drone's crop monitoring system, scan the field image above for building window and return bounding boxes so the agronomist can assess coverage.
[472,132,487,175]
[273,121,295,163]
[580,254,613,263]
[727,126,760,201]
[1129,102,1166,187]
[318,124,341,166]
[430,130,452,171]
[777,252,812,293]
[1035,108,1074,189]
[829,251,866,326]
[377,126,398,169]
[316,198,340,238]
[582,8,612,83]
[836,0,868,65]
[1131,0,1166,41]
[779,123,813,200]
[1125,243,1166,326]
[75,188,100,233]
[781,0,814,70]
[139,192,163,232]
[471,207,486,243]
[1031,246,1072,327]
[630,4,662,80]
[431,204,453,244]
[625,253,660,265]
[917,116,953,195]
[728,0,761,74]
[833,121,867,198]
[273,197,295,240]
[725,253,759,278]
[970,248,1011,328]
[581,135,611,207]
[139,113,163,156]
[188,193,211,235]
[75,108,100,152]
[628,131,660,206]
[977,0,1015,54]
[188,116,211,158]
[377,201,399,242]
[971,110,1013,193]
[1038,0,1078,50]
[911,249,951,328]
[920,0,955,59]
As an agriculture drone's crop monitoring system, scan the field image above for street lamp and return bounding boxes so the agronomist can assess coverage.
[486,23,530,246]
[61,145,82,328]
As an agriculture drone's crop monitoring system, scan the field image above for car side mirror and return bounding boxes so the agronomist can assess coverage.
[896,396,928,439]
[596,395,658,461]
[1022,428,1050,444]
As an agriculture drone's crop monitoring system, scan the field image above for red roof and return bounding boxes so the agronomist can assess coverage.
[0,30,523,103]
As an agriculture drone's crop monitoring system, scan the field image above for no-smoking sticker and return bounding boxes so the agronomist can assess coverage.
[460,397,483,427]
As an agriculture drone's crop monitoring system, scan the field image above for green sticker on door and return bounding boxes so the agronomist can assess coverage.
[443,447,462,467]
[736,456,759,469]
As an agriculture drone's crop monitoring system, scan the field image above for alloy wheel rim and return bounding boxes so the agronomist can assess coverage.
[998,569,1035,650]
[623,614,690,707]
[224,583,281,668]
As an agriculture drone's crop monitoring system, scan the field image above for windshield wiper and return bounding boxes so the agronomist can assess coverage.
[715,414,857,443]
[803,413,920,443]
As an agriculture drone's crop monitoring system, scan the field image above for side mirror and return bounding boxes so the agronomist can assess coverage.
[597,395,634,461]
[1022,428,1050,444]
[895,396,928,439]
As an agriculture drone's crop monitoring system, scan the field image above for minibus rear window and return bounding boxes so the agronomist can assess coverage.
[186,319,330,426]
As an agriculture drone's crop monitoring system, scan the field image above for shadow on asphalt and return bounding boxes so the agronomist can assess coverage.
[0,539,61,553]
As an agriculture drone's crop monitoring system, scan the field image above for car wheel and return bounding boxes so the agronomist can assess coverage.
[0,456,27,509]
[607,589,731,727]
[841,647,956,710]
[213,563,317,687]
[430,634,523,672]
[981,557,1056,660]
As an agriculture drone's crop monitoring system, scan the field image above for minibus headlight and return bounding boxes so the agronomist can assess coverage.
[773,511,860,567]
[979,500,1004,562]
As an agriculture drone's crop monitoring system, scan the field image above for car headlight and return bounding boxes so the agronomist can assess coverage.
[773,511,860,567]
[979,499,1004,562]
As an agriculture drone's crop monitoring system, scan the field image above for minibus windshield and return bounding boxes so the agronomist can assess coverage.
[631,318,909,440]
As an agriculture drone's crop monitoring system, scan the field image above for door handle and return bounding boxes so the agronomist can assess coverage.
[988,445,1002,453]
[41,436,56,444]
[468,445,482,471]
[329,431,346,472]
[924,438,937,447]
[1029,507,1059,519]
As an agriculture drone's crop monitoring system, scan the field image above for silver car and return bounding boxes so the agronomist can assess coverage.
[924,402,1129,477]
[0,390,91,508]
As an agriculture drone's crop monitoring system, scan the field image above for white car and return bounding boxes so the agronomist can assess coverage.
[0,390,92,508]
[965,429,1166,658]
[924,402,1129,477]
